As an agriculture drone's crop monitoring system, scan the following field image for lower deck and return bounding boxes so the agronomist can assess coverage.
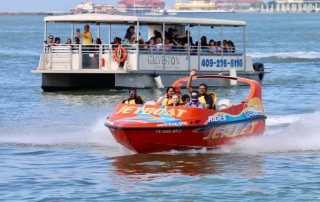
[32,70,266,91]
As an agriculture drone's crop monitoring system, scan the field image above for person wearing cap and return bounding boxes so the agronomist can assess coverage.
[122,89,144,104]
[185,90,205,108]
[77,24,93,45]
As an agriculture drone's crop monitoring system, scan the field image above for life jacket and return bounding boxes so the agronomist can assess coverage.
[124,99,136,104]
[161,97,173,106]
[123,96,144,104]
[198,92,217,109]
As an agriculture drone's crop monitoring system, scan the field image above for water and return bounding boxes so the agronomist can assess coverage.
[0,13,320,201]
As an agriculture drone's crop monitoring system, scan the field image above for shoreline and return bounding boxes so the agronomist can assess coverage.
[0,11,317,16]
[0,12,69,15]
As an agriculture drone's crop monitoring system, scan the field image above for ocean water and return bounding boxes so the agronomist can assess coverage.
[0,13,320,201]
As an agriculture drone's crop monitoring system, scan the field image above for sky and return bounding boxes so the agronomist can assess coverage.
[0,0,174,12]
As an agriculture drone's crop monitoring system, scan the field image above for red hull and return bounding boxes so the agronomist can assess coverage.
[106,75,267,154]
[108,119,265,153]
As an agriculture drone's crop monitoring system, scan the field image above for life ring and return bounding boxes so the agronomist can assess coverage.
[113,46,128,63]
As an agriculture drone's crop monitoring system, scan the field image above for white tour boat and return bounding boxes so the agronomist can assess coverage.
[32,14,269,91]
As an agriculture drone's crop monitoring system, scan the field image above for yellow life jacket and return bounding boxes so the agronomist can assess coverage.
[199,93,217,108]
[124,96,144,104]
[124,99,136,104]
[161,97,173,106]
[198,95,206,105]
[209,92,217,107]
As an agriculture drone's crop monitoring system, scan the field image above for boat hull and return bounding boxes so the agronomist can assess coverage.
[38,70,265,91]
[105,75,267,154]
[108,118,265,154]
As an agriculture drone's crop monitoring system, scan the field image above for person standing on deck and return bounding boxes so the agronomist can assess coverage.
[77,24,93,45]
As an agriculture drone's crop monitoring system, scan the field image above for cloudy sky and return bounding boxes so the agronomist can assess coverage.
[0,0,174,12]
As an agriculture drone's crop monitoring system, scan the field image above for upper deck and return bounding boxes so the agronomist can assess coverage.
[34,14,252,74]
[44,14,246,27]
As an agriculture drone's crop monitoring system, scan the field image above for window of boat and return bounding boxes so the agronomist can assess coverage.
[187,24,244,56]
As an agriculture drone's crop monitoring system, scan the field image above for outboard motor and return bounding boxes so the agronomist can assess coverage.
[253,63,264,72]
[253,63,265,81]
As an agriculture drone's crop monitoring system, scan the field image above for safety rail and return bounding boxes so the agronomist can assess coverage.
[44,44,242,55]
[42,44,245,71]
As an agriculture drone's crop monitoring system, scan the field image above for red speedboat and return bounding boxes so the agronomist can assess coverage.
[105,75,267,154]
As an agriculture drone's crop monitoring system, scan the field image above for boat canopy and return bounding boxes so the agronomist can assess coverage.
[44,14,246,27]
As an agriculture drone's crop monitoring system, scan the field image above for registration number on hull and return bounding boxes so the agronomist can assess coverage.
[156,129,182,134]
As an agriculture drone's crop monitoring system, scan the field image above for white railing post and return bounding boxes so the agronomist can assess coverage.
[187,24,190,71]
[243,26,246,71]
[136,21,140,70]
[197,24,200,70]
[221,25,224,72]
[163,22,166,70]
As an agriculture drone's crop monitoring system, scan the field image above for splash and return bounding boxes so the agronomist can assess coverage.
[0,117,131,156]
[1,112,319,156]
[218,111,320,154]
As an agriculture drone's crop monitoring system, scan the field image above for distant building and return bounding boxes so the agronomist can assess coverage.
[216,0,262,10]
[94,4,115,14]
[71,1,115,14]
[175,0,216,10]
[117,0,165,13]
[261,0,320,12]
[70,1,94,13]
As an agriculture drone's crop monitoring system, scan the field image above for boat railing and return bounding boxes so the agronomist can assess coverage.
[45,44,243,55]
[42,44,245,71]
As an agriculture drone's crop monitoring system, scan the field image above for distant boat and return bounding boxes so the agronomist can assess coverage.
[32,13,269,91]
[164,8,235,14]
[145,9,171,16]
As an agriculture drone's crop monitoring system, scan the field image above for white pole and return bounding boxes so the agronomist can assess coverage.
[163,22,165,70]
[243,26,246,71]
[97,23,100,39]
[187,24,190,71]
[71,23,74,41]
[44,22,47,43]
[136,21,140,70]
[197,24,200,70]
[108,24,111,45]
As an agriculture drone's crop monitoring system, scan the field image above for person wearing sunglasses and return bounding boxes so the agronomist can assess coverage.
[122,89,144,104]
[187,70,214,109]
[47,35,54,46]
[185,90,204,108]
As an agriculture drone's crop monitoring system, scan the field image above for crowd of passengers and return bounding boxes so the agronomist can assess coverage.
[46,24,236,54]
[122,70,216,109]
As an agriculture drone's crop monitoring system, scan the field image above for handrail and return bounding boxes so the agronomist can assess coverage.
[44,44,243,55]
[172,75,262,102]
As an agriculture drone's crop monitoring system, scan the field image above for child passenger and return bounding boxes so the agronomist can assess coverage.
[185,90,204,108]
[168,94,181,106]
